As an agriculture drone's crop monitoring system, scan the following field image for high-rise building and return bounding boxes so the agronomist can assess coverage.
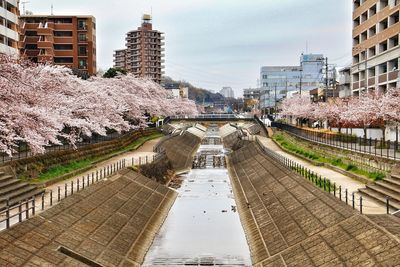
[113,14,165,84]
[351,0,399,95]
[19,15,97,76]
[0,0,19,55]
[259,54,325,110]
[220,87,235,98]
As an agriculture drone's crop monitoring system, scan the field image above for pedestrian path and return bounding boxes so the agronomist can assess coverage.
[256,135,386,214]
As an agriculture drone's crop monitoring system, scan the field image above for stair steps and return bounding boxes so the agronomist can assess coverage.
[358,173,400,211]
[0,167,44,210]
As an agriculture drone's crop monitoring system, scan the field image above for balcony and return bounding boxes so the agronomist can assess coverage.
[18,37,26,49]
[368,77,375,86]
[379,73,387,83]
[38,54,54,62]
[37,41,53,49]
[24,49,40,57]
[37,23,53,36]
[388,70,399,81]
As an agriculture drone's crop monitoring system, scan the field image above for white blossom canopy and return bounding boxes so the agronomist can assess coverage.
[0,55,198,155]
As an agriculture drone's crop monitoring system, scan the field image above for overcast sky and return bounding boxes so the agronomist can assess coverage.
[25,0,353,96]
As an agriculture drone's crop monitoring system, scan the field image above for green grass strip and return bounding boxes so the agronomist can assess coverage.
[273,133,385,181]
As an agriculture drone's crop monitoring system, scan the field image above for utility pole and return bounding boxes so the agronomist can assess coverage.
[325,57,329,102]
[274,83,277,119]
[299,63,303,96]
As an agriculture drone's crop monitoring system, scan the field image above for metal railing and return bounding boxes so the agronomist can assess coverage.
[0,128,155,164]
[171,114,254,120]
[272,122,400,161]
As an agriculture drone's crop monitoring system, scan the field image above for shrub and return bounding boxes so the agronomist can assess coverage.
[139,157,174,184]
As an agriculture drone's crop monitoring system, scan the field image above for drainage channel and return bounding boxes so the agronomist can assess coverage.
[143,125,251,266]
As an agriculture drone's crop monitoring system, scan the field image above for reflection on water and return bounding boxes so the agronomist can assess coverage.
[143,126,251,266]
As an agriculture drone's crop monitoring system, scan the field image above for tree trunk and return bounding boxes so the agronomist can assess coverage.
[363,127,367,140]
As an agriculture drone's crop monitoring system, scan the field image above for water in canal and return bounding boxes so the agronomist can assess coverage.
[143,125,251,266]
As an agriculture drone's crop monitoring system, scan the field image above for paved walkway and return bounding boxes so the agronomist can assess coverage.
[0,138,161,230]
[256,135,386,214]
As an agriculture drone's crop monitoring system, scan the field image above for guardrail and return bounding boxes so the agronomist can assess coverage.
[170,114,254,120]
[272,122,400,161]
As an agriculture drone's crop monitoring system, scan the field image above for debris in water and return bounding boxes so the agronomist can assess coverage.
[231,205,237,212]
[221,210,227,213]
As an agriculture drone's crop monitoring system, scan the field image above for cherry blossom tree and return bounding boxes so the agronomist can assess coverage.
[0,55,197,156]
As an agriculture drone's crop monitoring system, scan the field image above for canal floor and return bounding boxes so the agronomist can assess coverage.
[143,132,251,266]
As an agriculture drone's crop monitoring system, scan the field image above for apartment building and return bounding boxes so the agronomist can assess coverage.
[19,15,97,76]
[113,14,165,84]
[352,0,400,95]
[0,0,19,55]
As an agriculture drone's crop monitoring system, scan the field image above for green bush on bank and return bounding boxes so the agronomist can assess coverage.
[273,133,385,181]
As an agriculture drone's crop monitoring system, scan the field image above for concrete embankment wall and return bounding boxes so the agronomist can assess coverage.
[158,131,201,172]
[227,141,400,266]
[3,128,160,180]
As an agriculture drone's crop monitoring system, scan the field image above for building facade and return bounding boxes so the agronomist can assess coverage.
[259,54,325,110]
[113,15,164,84]
[19,15,97,76]
[338,67,352,98]
[352,0,399,95]
[0,0,19,55]
[220,86,235,98]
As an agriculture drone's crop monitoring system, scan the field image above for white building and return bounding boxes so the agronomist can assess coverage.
[0,0,19,55]
[259,54,326,110]
[220,86,235,98]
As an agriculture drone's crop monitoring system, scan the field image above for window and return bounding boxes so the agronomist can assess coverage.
[54,57,73,64]
[379,63,388,74]
[368,25,376,37]
[25,31,38,36]
[379,0,389,10]
[388,59,398,72]
[53,18,72,24]
[368,46,376,57]
[78,20,87,30]
[353,35,360,45]
[361,11,368,22]
[388,35,399,48]
[79,59,87,69]
[354,17,360,27]
[78,46,87,56]
[353,54,360,64]
[379,18,388,32]
[25,44,38,49]
[54,44,73,50]
[369,4,377,17]
[389,11,399,26]
[379,40,388,53]
[54,31,73,37]
[78,33,87,42]
[361,31,367,42]
[368,67,376,77]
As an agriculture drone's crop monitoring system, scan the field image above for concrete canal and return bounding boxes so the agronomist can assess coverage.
[143,125,251,266]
